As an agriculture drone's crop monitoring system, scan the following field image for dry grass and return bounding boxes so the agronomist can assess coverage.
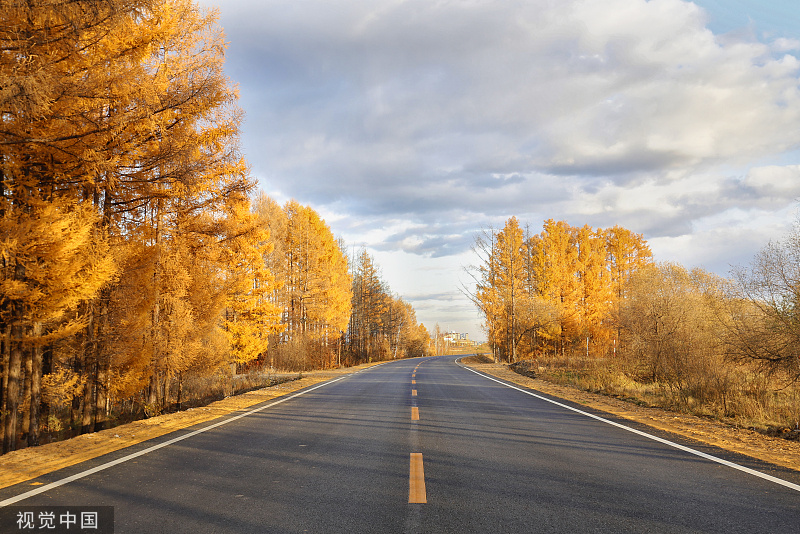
[523,354,800,434]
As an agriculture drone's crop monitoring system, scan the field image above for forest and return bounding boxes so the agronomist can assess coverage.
[0,0,431,454]
[470,216,800,434]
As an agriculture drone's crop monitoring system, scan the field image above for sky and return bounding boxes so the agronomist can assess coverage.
[197,0,800,340]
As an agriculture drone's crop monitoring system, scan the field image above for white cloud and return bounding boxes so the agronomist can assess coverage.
[743,165,800,199]
[199,0,800,335]
[773,37,800,52]
[650,203,798,273]
[219,0,800,197]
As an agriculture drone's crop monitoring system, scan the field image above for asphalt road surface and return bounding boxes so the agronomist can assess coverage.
[1,355,799,533]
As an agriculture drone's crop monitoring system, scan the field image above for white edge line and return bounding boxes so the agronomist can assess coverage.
[0,373,356,507]
[455,358,800,493]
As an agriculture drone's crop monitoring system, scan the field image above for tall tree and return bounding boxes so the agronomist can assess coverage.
[347,249,389,363]
[494,217,526,362]
[471,218,652,360]
[574,225,614,354]
[222,198,283,368]
[0,200,115,450]
[281,200,351,367]
[1,0,262,447]
[468,226,502,362]
[529,219,579,354]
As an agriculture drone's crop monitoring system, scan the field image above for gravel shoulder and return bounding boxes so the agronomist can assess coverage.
[0,362,384,490]
[460,356,800,473]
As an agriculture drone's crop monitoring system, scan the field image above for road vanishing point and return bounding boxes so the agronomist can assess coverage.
[1,355,799,533]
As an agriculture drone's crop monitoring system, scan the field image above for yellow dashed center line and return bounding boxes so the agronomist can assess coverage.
[412,379,416,384]
[412,389,417,396]
[409,453,427,503]
[411,407,419,420]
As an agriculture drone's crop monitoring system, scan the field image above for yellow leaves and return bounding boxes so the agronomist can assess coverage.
[605,225,653,299]
[41,367,82,408]
[0,0,273,441]
[277,199,352,341]
[473,217,653,359]
[0,198,117,329]
[217,196,285,365]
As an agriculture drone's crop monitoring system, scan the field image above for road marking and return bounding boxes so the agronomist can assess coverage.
[0,375,354,507]
[457,360,800,493]
[412,390,417,396]
[411,407,419,420]
[412,380,416,384]
[409,453,427,503]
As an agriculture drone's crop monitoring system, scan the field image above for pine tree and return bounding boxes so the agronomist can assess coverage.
[347,249,389,362]
[1,0,261,446]
[0,199,115,450]
[575,225,614,354]
[494,217,526,362]
[529,219,579,354]
[222,198,282,368]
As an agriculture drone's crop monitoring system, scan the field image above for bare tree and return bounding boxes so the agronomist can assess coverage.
[725,231,800,381]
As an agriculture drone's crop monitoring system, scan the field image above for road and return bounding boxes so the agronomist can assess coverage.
[1,355,799,533]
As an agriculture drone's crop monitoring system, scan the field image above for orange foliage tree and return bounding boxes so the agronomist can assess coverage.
[470,218,652,361]
[0,0,284,451]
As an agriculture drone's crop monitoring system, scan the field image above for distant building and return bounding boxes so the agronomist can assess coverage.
[442,331,477,347]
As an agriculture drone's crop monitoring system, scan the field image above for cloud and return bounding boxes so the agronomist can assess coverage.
[206,0,800,276]
[772,37,800,52]
[650,203,799,274]
[742,165,800,200]
[372,223,474,258]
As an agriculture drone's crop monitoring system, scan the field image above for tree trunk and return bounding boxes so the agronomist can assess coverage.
[80,363,95,434]
[20,346,32,443]
[147,372,159,413]
[148,197,162,414]
[81,306,96,434]
[38,344,53,443]
[162,374,170,411]
[0,329,7,446]
[94,184,113,432]
[93,289,111,432]
[3,320,23,453]
[71,355,82,433]
[94,356,109,432]
[28,323,43,447]
[3,258,26,453]
[176,372,182,411]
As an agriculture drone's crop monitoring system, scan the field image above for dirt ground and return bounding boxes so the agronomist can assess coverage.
[0,363,383,490]
[460,356,800,473]
[2,356,797,492]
